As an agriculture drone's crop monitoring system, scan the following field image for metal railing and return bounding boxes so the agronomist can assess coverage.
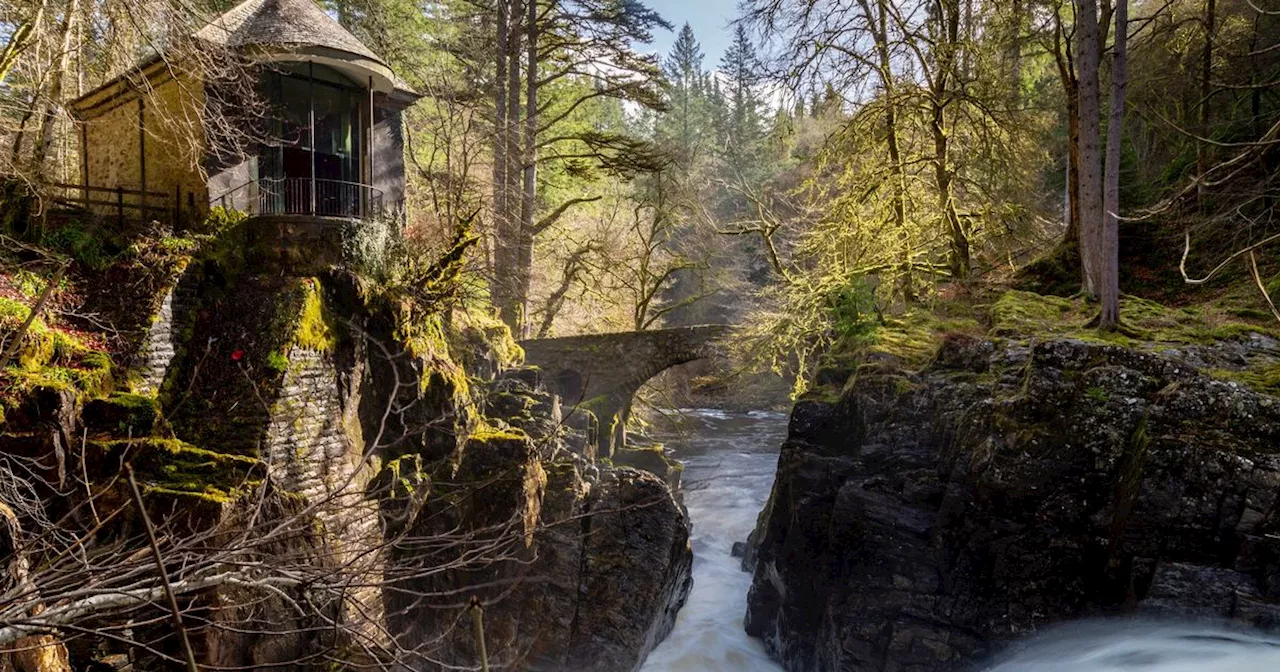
[213,177,385,220]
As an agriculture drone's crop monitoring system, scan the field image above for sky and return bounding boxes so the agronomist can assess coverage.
[640,0,742,69]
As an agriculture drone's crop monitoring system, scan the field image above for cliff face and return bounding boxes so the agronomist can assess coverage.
[744,334,1280,671]
[0,223,690,671]
[384,368,693,672]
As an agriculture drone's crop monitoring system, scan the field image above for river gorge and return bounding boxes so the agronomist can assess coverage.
[640,392,1280,672]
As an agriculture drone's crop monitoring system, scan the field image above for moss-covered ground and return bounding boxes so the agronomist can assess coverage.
[813,285,1280,398]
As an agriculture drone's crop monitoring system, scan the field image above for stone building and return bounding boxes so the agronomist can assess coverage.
[67,0,418,230]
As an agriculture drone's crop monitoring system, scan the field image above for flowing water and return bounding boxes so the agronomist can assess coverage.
[640,408,788,672]
[636,409,1280,672]
[985,621,1280,671]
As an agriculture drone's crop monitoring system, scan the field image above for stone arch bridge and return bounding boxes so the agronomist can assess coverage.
[519,325,732,455]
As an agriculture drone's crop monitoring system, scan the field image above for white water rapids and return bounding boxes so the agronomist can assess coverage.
[636,409,1280,672]
[640,408,787,672]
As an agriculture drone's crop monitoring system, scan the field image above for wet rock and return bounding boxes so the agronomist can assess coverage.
[744,337,1280,671]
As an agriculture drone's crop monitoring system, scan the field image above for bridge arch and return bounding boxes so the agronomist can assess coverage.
[519,325,731,455]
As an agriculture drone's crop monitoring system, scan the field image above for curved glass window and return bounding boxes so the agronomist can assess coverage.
[259,63,367,217]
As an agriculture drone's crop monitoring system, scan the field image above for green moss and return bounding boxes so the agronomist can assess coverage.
[990,290,1076,335]
[468,425,529,444]
[92,437,263,503]
[987,290,1277,347]
[381,454,429,498]
[1013,241,1081,297]
[9,268,69,299]
[1206,364,1280,395]
[448,307,525,370]
[822,309,982,375]
[294,280,336,352]
[266,350,290,372]
[83,392,164,436]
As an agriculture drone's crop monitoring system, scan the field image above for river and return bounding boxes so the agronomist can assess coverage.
[640,408,787,672]
[635,409,1280,672]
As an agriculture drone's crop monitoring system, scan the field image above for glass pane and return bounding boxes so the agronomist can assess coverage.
[314,84,351,159]
[278,76,311,150]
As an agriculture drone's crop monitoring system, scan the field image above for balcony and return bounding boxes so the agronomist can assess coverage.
[212,177,385,221]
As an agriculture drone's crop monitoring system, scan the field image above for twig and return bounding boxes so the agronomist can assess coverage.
[125,465,200,672]
[1248,251,1280,324]
[469,596,489,672]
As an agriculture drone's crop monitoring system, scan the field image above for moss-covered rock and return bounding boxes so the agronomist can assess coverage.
[87,437,264,503]
[83,392,165,437]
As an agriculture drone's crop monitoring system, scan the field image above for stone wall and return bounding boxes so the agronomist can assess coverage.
[81,74,207,222]
[82,99,141,207]
[263,347,356,500]
[141,74,209,214]
[132,266,198,395]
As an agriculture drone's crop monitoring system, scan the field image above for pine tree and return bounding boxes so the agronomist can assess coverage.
[719,24,763,167]
[661,23,707,171]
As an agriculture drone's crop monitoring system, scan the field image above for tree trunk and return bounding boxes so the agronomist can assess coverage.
[1052,3,1081,250]
[1099,0,1125,329]
[865,0,913,299]
[33,0,77,181]
[0,0,47,87]
[517,0,538,340]
[935,0,968,280]
[1075,0,1103,299]
[492,0,514,328]
[1008,0,1023,98]
[1196,0,1215,210]
[1066,88,1081,248]
[504,0,526,333]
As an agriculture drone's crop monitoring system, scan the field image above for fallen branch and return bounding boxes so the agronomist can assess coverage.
[0,261,68,371]
[1249,251,1280,324]
[1179,230,1280,285]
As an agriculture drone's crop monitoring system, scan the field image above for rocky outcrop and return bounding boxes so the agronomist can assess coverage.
[385,367,693,671]
[744,335,1280,671]
[1,257,692,671]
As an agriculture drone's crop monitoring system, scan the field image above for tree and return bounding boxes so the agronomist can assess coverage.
[1099,0,1126,329]
[661,23,708,171]
[488,0,671,337]
[1075,0,1105,302]
[719,24,763,168]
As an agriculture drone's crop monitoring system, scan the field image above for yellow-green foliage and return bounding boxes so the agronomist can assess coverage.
[294,279,336,352]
